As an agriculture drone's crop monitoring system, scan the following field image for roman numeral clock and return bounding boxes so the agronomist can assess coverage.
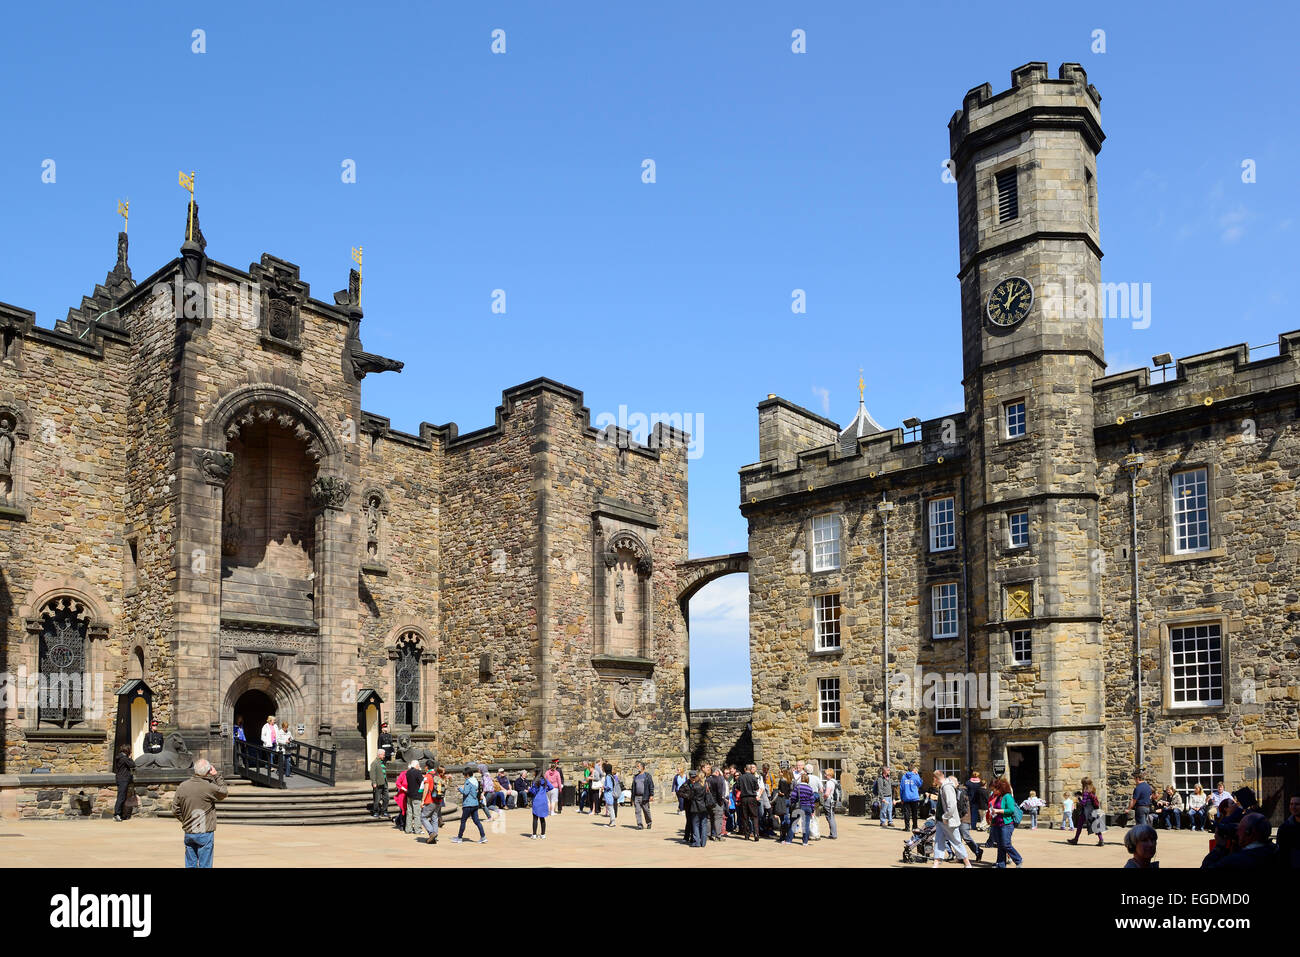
[986,276,1034,328]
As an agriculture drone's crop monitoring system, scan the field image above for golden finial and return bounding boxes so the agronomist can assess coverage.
[858,367,865,402]
[117,199,129,233]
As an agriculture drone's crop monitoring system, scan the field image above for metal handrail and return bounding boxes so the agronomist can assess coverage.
[293,740,337,786]
[233,740,286,789]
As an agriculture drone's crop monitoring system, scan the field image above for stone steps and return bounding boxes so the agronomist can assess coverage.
[220,566,315,623]
[222,779,396,825]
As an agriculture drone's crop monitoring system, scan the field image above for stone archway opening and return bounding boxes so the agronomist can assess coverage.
[234,688,276,746]
[221,414,318,624]
[676,553,752,759]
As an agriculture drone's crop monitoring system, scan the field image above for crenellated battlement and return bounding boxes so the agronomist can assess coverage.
[1093,329,1300,429]
[948,61,1102,164]
[740,406,966,509]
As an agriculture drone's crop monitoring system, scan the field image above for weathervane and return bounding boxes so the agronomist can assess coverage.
[117,199,129,234]
[178,170,196,241]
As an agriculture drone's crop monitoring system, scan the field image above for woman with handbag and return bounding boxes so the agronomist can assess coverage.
[1066,776,1105,846]
[113,744,135,822]
[988,777,1024,867]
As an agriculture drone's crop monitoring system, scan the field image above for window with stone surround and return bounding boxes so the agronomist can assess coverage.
[931,582,959,639]
[1011,628,1032,666]
[1169,623,1223,707]
[1172,468,1211,553]
[996,168,1019,223]
[36,597,90,727]
[935,678,962,734]
[1004,399,1026,439]
[814,593,841,651]
[811,514,840,572]
[818,677,841,727]
[928,497,955,552]
[934,757,962,779]
[394,631,422,728]
[1172,746,1223,803]
[1007,509,1029,549]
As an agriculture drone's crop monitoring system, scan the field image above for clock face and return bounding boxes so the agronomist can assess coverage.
[986,276,1034,327]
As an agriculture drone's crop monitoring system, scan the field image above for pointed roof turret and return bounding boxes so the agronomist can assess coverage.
[838,368,883,455]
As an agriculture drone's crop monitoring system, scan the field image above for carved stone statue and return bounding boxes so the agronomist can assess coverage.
[395,733,437,766]
[134,731,195,770]
[0,416,14,473]
[614,566,625,618]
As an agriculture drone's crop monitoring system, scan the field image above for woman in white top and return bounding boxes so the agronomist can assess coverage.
[1187,784,1208,831]
[278,720,293,777]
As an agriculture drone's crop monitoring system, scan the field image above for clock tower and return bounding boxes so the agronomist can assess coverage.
[948,63,1109,799]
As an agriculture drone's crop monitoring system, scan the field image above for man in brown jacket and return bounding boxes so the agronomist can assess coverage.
[173,758,229,868]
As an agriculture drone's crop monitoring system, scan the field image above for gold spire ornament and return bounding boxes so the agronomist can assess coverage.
[351,245,363,302]
[178,170,196,241]
[859,367,865,402]
[117,199,129,233]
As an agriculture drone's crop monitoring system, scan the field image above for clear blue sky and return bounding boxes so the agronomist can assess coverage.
[2,2,1296,707]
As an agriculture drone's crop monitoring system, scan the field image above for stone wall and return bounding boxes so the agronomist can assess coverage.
[0,278,135,775]
[688,708,753,768]
[0,772,186,820]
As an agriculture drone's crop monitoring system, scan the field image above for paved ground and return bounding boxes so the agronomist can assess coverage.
[0,808,1213,867]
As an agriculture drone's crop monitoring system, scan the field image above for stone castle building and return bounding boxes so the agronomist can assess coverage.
[0,211,692,784]
[740,63,1299,822]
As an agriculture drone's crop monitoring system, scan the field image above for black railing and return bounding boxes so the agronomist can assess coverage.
[234,740,286,788]
[293,740,337,786]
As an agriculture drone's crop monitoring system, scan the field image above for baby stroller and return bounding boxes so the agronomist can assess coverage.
[901,818,937,863]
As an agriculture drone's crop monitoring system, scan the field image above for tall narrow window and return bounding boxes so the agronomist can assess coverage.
[814,593,842,651]
[811,515,840,572]
[1086,169,1097,228]
[1169,623,1223,707]
[1011,628,1033,666]
[818,678,841,727]
[1008,510,1029,548]
[928,497,955,552]
[37,598,89,727]
[1172,468,1210,553]
[935,678,962,734]
[996,168,1019,223]
[931,582,959,639]
[1004,400,1026,439]
[394,632,422,728]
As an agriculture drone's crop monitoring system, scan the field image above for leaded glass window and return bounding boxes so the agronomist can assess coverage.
[394,632,422,728]
[38,598,88,726]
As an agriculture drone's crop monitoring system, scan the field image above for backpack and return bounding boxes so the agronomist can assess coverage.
[956,786,970,819]
[1006,795,1024,825]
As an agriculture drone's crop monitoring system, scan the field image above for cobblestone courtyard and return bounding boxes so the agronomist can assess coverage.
[0,808,1213,868]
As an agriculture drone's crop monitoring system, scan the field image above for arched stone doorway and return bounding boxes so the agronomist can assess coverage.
[222,664,307,771]
[675,552,751,723]
[234,688,276,746]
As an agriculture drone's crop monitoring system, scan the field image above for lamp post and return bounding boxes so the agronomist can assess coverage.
[1121,448,1145,772]
[877,493,895,768]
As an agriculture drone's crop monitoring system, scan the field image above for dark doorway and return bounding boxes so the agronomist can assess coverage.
[1007,746,1040,805]
[1260,753,1300,827]
[234,689,276,748]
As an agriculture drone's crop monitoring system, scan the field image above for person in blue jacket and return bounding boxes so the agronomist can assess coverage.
[527,767,552,839]
[899,763,924,831]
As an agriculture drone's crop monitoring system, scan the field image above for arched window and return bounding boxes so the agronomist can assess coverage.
[394,631,422,728]
[37,597,89,727]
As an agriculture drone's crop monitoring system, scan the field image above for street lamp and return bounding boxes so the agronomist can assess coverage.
[877,493,895,768]
[1121,448,1145,771]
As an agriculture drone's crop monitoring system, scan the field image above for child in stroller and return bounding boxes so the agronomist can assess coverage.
[902,818,963,863]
